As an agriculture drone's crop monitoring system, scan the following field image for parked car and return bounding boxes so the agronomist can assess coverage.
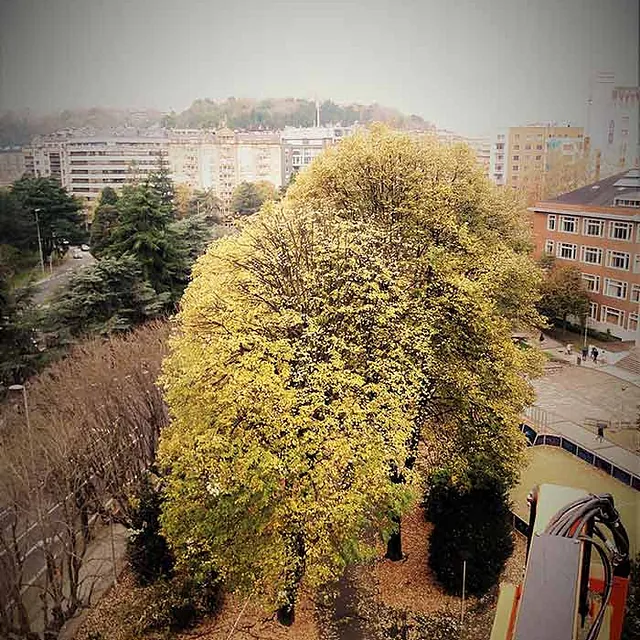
[72,250,82,259]
[81,244,90,251]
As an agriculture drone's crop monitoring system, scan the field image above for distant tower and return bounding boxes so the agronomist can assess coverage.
[315,98,321,128]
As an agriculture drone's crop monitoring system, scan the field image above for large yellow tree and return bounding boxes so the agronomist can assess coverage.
[159,125,544,622]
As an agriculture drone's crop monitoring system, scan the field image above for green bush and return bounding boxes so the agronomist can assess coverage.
[425,474,514,597]
[126,476,174,586]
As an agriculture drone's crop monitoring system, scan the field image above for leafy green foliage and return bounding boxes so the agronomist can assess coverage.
[51,255,166,336]
[229,181,265,215]
[147,155,176,216]
[537,264,590,329]
[103,182,188,303]
[90,204,120,258]
[169,213,217,262]
[11,176,86,258]
[0,265,41,391]
[160,126,543,615]
[0,189,36,255]
[127,475,174,586]
[426,472,514,596]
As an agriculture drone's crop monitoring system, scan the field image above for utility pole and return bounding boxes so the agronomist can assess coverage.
[34,208,45,275]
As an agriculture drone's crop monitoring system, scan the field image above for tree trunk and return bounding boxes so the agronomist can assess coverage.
[277,601,295,626]
[385,515,403,561]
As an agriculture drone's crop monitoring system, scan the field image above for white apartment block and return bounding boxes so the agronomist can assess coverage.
[489,130,509,185]
[281,126,354,185]
[22,128,285,210]
[0,150,25,187]
[24,132,170,205]
[586,72,640,176]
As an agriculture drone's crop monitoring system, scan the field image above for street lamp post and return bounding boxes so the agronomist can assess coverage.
[34,208,45,275]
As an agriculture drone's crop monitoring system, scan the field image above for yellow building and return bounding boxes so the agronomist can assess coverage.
[505,124,584,189]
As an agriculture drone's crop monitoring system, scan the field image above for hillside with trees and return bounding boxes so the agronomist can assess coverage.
[163,97,433,130]
[0,107,163,147]
[0,99,433,146]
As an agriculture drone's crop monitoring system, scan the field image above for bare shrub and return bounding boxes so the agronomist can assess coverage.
[0,320,169,638]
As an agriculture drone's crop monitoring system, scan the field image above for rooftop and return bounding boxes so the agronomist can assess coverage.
[547,169,640,208]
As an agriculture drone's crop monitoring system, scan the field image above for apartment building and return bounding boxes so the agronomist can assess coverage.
[0,150,25,187]
[466,137,491,177]
[24,128,286,210]
[505,124,584,189]
[281,126,354,185]
[489,130,509,185]
[23,132,170,205]
[530,168,640,341]
[586,72,640,175]
[167,129,215,189]
[23,134,68,185]
[65,136,169,203]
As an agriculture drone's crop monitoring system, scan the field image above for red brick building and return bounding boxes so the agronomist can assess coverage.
[530,169,640,342]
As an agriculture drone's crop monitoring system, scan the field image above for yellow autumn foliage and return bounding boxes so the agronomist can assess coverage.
[159,126,544,610]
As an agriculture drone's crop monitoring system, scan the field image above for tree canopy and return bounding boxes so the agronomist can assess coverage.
[537,263,590,329]
[11,176,85,258]
[229,181,268,216]
[51,255,167,337]
[159,125,544,617]
[102,181,189,302]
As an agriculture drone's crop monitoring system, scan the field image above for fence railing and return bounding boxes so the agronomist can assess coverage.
[518,422,640,493]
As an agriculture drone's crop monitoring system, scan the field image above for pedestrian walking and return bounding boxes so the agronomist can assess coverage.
[596,423,605,442]
[539,332,545,343]
[592,347,599,364]
[581,346,588,362]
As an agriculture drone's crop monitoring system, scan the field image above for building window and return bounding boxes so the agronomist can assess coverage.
[609,221,633,241]
[589,302,598,320]
[600,306,624,327]
[545,240,554,254]
[581,246,603,265]
[536,144,543,150]
[603,278,628,300]
[535,155,542,160]
[525,144,531,150]
[606,250,630,270]
[631,284,640,304]
[581,273,600,292]
[634,254,640,273]
[512,165,519,172]
[557,242,577,260]
[629,312,639,332]
[560,216,577,233]
[513,145,520,150]
[584,218,605,237]
[547,215,557,231]
[513,155,520,161]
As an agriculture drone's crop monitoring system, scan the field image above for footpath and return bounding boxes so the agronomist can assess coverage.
[526,332,640,477]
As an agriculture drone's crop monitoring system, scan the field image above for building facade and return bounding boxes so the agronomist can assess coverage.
[530,169,640,341]
[0,150,25,187]
[504,124,585,190]
[280,126,353,185]
[489,130,509,185]
[586,72,640,175]
[23,132,171,205]
[23,128,285,210]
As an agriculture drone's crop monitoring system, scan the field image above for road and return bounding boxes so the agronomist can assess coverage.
[32,247,95,306]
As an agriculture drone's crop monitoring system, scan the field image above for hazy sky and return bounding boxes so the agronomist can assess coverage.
[0,0,637,136]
